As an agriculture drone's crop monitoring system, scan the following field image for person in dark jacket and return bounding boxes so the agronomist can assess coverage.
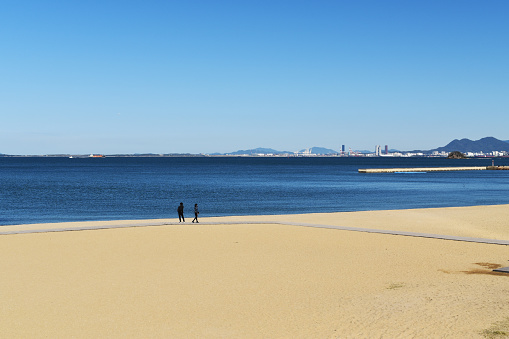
[177,202,185,222]
[192,204,199,223]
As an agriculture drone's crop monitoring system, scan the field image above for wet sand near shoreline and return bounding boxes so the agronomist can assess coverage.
[1,205,508,338]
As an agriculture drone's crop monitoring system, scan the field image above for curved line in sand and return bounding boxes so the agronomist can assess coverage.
[1,220,508,246]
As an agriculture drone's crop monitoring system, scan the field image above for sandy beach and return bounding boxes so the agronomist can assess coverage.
[1,205,509,338]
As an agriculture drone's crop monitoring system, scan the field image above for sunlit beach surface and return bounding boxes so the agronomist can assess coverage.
[1,205,509,338]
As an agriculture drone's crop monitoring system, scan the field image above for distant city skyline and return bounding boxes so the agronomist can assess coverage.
[3,136,509,157]
[1,1,508,155]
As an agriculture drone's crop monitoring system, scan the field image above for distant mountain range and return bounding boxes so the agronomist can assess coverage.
[297,147,337,155]
[228,137,509,156]
[3,137,508,157]
[226,146,337,155]
[428,137,509,153]
[227,148,294,155]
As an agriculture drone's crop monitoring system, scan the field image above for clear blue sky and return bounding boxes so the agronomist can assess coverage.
[1,0,508,154]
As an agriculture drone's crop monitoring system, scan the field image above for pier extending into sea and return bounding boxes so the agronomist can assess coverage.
[358,166,509,173]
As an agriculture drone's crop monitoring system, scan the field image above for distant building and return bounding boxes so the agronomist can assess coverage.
[375,145,381,156]
[385,145,388,155]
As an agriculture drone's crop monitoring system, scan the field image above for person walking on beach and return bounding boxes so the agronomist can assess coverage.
[177,202,185,222]
[192,204,199,223]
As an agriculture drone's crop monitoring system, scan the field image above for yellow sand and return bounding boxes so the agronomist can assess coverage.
[1,205,509,338]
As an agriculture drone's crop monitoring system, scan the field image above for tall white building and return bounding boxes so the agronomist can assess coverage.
[375,145,381,156]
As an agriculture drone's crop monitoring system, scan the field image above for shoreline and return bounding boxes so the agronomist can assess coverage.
[3,204,509,240]
[2,217,509,247]
[1,205,509,337]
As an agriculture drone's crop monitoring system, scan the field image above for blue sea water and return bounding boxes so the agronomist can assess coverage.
[1,156,509,226]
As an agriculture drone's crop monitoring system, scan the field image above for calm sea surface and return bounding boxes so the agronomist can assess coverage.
[1,157,509,226]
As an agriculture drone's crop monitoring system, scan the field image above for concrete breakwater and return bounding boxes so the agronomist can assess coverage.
[359,166,509,173]
[487,166,509,170]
